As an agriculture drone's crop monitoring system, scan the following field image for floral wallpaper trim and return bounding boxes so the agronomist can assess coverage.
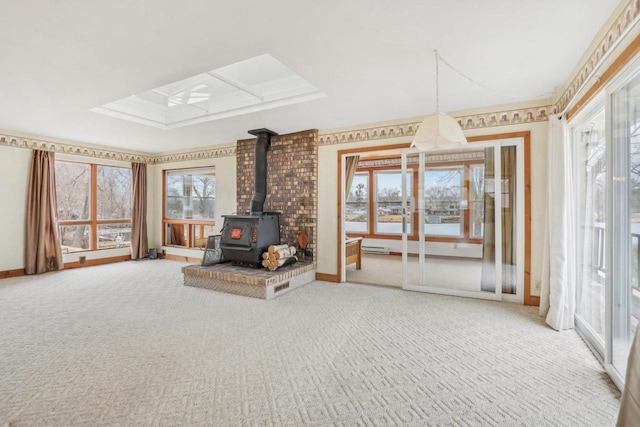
[554,0,640,113]
[0,134,237,164]
[318,106,550,146]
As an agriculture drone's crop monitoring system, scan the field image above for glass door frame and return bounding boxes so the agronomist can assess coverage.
[569,94,607,362]
[399,137,525,302]
[604,52,640,390]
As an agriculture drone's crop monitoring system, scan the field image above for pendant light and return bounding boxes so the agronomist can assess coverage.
[411,50,467,151]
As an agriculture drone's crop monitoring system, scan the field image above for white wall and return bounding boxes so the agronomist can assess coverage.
[0,146,156,270]
[361,238,482,258]
[0,146,32,271]
[149,153,237,259]
[317,111,548,298]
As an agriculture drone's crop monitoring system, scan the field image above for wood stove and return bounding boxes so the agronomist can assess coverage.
[220,213,280,267]
[220,128,281,267]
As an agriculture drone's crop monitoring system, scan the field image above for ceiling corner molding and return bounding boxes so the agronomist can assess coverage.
[554,0,639,114]
[150,146,237,164]
[318,106,550,146]
[0,134,155,163]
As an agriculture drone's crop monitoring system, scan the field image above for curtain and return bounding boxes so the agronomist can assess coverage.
[480,146,517,293]
[168,224,186,246]
[481,148,496,291]
[130,162,148,259]
[345,155,360,200]
[502,146,516,294]
[25,150,64,274]
[344,155,360,239]
[617,326,640,426]
[540,114,577,330]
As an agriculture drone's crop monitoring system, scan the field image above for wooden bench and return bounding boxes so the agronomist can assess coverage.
[345,237,363,270]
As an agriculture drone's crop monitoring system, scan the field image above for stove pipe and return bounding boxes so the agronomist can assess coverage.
[248,128,278,215]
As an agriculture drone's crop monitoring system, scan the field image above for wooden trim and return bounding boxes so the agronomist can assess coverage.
[96,219,132,225]
[58,220,91,226]
[567,32,640,122]
[64,254,131,270]
[0,268,26,279]
[90,164,98,250]
[163,253,202,264]
[521,132,534,306]
[337,151,344,280]
[162,219,215,226]
[315,273,341,283]
[162,171,167,246]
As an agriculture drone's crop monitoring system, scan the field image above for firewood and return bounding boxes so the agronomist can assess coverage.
[262,259,271,268]
[268,256,298,271]
[274,246,297,259]
[268,244,289,253]
[262,252,269,260]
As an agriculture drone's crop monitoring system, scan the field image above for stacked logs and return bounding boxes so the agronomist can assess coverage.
[261,244,298,271]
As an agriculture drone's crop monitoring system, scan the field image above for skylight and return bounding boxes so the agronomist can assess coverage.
[91,54,326,129]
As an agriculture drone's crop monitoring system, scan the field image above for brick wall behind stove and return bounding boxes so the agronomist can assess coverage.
[236,130,318,262]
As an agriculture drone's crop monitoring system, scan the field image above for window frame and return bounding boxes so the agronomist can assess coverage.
[345,156,483,243]
[162,166,216,249]
[56,160,132,252]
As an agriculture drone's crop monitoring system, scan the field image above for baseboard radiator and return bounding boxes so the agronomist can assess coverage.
[361,246,390,255]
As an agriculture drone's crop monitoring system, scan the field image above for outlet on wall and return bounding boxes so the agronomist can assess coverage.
[79,256,86,264]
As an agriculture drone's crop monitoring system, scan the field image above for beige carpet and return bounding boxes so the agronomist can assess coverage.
[0,260,621,426]
[347,254,483,292]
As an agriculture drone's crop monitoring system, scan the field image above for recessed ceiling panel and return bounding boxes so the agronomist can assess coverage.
[91,54,326,129]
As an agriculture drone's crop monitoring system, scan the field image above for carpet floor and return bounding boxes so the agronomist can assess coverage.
[346,254,482,292]
[0,260,621,426]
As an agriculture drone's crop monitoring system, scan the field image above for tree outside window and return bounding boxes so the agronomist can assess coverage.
[55,161,132,252]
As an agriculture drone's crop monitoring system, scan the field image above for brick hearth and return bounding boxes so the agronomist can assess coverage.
[182,262,316,300]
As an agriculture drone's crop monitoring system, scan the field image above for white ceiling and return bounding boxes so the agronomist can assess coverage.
[0,0,621,153]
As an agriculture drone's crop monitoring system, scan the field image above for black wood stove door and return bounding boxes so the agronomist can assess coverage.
[222,223,253,247]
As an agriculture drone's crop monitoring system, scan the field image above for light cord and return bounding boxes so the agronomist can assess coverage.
[435,51,522,100]
[435,50,440,113]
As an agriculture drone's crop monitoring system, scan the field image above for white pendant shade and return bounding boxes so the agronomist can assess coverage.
[411,113,468,151]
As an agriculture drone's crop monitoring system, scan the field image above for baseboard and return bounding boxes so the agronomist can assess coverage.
[64,255,131,270]
[524,295,540,307]
[388,251,481,261]
[315,273,340,283]
[0,268,26,279]
[163,254,203,264]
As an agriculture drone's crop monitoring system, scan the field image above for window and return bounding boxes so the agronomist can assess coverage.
[424,168,463,237]
[375,170,412,235]
[345,172,368,233]
[163,167,215,248]
[55,161,132,253]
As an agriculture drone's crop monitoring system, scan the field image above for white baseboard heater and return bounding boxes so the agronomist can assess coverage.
[361,246,390,255]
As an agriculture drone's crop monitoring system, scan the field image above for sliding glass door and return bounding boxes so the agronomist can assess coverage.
[400,138,524,301]
[572,104,607,358]
[608,70,640,387]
